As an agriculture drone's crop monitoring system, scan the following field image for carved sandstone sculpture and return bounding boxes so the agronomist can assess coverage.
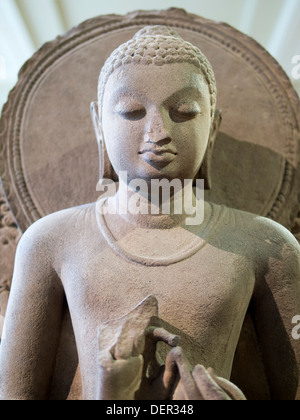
[97,295,247,400]
[0,26,299,400]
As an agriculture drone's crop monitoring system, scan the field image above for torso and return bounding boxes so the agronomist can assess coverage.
[51,202,256,399]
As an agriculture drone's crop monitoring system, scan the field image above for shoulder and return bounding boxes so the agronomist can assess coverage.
[208,203,300,262]
[239,209,299,255]
[16,203,97,260]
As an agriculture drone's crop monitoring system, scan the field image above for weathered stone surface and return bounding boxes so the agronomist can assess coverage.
[0,8,299,232]
[0,9,299,401]
[0,184,21,339]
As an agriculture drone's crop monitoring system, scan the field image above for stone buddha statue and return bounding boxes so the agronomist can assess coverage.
[0,26,299,400]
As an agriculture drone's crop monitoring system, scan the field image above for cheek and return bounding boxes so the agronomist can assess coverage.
[102,116,143,171]
[172,120,210,161]
[102,117,123,168]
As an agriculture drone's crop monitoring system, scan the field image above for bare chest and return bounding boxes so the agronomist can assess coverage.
[60,244,255,398]
[62,244,254,344]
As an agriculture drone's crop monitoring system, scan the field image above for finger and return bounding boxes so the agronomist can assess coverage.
[173,380,189,400]
[192,365,231,400]
[98,348,115,368]
[142,336,161,380]
[167,347,202,400]
[98,355,144,400]
[143,326,180,381]
[207,368,246,400]
[161,348,181,395]
[145,326,180,347]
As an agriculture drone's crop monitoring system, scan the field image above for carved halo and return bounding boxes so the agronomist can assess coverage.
[0,8,299,233]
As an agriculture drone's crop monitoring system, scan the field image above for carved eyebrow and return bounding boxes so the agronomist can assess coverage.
[164,87,204,104]
[111,88,141,104]
[110,86,204,107]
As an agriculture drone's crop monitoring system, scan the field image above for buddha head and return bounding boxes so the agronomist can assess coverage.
[91,26,221,189]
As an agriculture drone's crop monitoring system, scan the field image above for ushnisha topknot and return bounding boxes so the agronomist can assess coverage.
[98,25,217,118]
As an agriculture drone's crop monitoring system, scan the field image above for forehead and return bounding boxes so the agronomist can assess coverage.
[103,62,210,105]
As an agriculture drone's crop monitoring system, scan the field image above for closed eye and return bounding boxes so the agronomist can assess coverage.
[169,103,201,123]
[118,109,146,121]
[115,100,146,121]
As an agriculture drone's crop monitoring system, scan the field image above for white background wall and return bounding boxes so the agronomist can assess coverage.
[0,0,300,112]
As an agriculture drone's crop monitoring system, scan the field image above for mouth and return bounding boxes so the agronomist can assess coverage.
[139,148,177,166]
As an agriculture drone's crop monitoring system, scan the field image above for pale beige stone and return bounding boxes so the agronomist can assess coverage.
[0,21,299,401]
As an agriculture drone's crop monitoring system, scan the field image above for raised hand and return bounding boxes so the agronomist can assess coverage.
[164,347,246,400]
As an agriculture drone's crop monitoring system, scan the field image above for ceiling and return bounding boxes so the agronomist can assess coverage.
[0,0,300,112]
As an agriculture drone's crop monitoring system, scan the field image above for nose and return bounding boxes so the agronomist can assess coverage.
[145,109,171,144]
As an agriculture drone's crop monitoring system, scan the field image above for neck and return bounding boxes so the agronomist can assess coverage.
[104,178,205,229]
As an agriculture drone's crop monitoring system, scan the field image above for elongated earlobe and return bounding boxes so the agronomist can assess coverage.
[90,101,118,184]
[90,101,102,144]
[197,109,222,190]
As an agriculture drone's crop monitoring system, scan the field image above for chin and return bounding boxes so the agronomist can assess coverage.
[134,167,181,183]
[119,161,197,184]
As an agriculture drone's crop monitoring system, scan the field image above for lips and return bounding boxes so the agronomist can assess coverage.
[139,147,177,166]
[139,146,177,155]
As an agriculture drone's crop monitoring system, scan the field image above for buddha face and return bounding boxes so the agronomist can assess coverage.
[101,62,212,184]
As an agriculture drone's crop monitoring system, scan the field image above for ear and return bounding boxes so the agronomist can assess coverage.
[90,101,102,145]
[210,109,222,148]
[90,101,118,184]
[197,109,222,190]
